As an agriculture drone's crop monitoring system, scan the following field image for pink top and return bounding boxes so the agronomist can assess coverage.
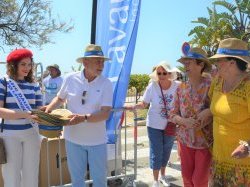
[169,77,212,149]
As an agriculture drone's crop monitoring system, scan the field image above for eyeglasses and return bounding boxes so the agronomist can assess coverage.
[157,72,171,76]
[82,91,87,105]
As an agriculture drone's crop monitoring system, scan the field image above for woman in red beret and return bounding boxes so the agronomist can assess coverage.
[0,49,43,187]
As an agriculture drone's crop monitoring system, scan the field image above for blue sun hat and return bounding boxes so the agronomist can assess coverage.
[177,42,211,71]
[209,38,250,64]
[76,44,110,63]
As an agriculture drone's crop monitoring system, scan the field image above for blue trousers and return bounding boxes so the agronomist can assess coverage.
[147,127,175,170]
[65,140,107,187]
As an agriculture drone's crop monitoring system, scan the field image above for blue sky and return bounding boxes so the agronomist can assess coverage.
[0,0,216,75]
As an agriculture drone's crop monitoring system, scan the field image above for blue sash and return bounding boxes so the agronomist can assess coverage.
[6,77,39,133]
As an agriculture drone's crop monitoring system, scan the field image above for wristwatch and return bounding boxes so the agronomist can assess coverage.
[239,140,250,156]
[84,115,88,123]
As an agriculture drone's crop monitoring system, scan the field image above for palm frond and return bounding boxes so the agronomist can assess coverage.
[191,17,210,26]
[188,26,206,36]
[213,0,237,14]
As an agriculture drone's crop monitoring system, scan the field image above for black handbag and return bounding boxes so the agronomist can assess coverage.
[0,77,7,164]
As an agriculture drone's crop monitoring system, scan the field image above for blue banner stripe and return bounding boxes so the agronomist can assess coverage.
[96,0,141,143]
[217,48,249,56]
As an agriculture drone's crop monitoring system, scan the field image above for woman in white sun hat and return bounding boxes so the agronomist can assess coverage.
[207,38,250,186]
[126,61,180,187]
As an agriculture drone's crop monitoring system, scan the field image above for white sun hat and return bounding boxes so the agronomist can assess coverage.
[149,61,178,81]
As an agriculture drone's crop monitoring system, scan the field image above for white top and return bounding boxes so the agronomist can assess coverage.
[43,76,63,104]
[143,81,180,130]
[57,71,113,146]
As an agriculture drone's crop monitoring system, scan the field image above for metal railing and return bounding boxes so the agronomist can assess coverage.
[43,108,145,187]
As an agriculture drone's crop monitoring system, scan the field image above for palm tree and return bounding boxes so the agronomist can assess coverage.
[213,0,250,41]
[189,5,234,56]
[189,0,250,56]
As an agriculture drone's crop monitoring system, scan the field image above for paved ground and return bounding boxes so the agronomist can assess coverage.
[52,125,183,187]
[118,125,183,187]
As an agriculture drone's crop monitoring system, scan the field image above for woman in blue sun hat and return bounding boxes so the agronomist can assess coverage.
[208,38,250,186]
[169,44,213,187]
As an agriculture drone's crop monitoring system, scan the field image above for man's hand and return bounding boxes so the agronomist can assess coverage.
[67,114,84,126]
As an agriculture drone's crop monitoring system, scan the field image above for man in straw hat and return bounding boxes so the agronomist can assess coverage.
[204,38,250,186]
[43,44,113,187]
[43,64,63,105]
[169,46,213,187]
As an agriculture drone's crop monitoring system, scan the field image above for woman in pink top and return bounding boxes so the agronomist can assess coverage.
[169,47,213,187]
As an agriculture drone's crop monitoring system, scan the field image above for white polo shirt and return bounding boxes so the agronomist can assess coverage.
[57,71,113,145]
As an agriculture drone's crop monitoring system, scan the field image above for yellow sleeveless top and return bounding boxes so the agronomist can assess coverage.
[209,75,250,186]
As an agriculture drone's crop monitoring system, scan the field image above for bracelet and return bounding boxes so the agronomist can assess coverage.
[239,140,250,156]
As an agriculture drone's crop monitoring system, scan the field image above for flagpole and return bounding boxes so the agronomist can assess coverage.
[91,0,98,44]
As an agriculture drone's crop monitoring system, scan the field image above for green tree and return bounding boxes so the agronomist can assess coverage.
[189,5,233,56]
[128,74,150,103]
[213,0,250,41]
[0,0,73,49]
[189,0,250,55]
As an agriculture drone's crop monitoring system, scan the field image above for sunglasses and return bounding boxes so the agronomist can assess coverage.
[157,72,171,76]
[82,91,87,105]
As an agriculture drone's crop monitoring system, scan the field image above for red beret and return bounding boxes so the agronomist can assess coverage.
[7,49,33,63]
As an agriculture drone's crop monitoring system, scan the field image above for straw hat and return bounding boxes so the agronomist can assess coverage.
[149,61,178,81]
[76,44,110,63]
[178,47,211,71]
[209,38,250,64]
[47,64,61,75]
[38,124,62,138]
[34,109,72,138]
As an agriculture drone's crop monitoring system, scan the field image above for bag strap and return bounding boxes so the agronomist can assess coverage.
[159,82,167,109]
[1,77,7,132]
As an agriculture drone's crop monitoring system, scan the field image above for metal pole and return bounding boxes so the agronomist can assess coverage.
[133,110,138,181]
[91,0,98,44]
[58,137,63,186]
[46,139,50,187]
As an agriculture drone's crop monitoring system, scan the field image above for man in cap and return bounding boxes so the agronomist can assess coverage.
[43,44,113,187]
[42,64,63,105]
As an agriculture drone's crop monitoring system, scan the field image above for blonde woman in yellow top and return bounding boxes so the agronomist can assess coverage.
[208,38,250,186]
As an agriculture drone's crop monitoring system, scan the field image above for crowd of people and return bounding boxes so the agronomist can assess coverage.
[0,44,113,187]
[126,38,250,187]
[0,37,249,187]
